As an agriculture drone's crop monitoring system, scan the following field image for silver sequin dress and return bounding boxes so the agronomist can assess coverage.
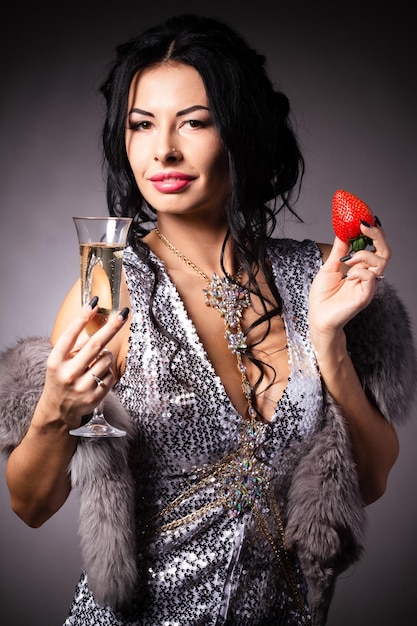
[64,238,324,626]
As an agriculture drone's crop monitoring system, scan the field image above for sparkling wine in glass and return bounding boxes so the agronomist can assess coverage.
[69,216,132,437]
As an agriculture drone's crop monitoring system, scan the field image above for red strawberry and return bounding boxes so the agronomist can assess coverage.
[332,189,375,252]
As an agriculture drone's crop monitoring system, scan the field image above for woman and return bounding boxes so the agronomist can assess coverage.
[0,13,415,626]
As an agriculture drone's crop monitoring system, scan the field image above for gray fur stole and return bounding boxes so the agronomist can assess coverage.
[0,281,416,624]
[285,281,417,624]
[0,336,137,608]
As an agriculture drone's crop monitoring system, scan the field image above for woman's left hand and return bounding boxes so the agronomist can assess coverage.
[308,221,391,346]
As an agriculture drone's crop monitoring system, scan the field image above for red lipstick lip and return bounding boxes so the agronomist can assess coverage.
[148,171,195,193]
[149,171,194,182]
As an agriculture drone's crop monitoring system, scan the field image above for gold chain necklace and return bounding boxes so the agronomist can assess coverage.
[154,228,212,284]
[154,228,257,421]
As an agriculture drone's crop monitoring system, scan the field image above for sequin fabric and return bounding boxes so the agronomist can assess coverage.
[64,238,324,626]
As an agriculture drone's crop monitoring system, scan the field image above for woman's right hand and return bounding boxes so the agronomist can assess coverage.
[41,297,130,431]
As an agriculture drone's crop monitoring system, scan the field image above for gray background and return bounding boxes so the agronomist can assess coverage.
[1,1,416,625]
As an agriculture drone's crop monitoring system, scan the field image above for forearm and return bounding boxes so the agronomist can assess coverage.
[2,297,130,527]
[6,396,78,527]
[315,332,399,505]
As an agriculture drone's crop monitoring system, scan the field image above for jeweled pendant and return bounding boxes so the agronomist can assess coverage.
[225,329,247,354]
[203,273,250,328]
[223,451,269,517]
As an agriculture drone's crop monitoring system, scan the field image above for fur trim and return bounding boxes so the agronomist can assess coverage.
[285,281,417,625]
[69,392,137,607]
[0,337,137,607]
[345,281,417,426]
[285,393,366,626]
[0,336,52,455]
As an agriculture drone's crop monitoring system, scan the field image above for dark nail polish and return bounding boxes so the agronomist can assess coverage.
[119,307,130,320]
[88,296,99,309]
[340,253,353,262]
[360,219,372,228]
[341,273,348,280]
[375,215,382,227]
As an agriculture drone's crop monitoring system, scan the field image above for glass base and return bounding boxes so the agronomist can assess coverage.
[69,413,126,438]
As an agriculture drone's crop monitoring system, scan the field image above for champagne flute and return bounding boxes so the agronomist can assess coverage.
[69,216,132,437]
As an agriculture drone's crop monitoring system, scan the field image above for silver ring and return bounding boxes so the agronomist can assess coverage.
[91,371,104,386]
[376,275,385,281]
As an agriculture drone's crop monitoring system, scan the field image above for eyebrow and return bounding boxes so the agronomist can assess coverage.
[128,105,210,117]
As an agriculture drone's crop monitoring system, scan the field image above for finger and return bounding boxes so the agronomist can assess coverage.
[87,348,114,375]
[89,347,113,367]
[74,307,130,370]
[50,297,101,363]
[359,221,391,260]
[87,364,115,391]
[343,249,387,274]
[343,261,387,285]
[322,237,350,272]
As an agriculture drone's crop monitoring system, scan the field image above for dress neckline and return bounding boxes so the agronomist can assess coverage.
[140,244,293,424]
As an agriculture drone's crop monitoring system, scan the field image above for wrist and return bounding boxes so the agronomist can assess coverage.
[309,328,347,368]
[30,394,79,436]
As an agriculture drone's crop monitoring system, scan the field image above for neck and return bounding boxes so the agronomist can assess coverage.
[150,223,236,278]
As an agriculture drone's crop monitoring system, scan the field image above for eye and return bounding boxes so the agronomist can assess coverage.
[181,119,208,129]
[189,119,206,128]
[127,119,153,131]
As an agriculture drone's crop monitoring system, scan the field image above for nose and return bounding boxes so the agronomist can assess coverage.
[153,145,182,163]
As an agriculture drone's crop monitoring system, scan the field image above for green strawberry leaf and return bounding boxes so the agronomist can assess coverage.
[349,235,373,252]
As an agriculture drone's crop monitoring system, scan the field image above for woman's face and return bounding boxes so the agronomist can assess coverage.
[125,62,230,222]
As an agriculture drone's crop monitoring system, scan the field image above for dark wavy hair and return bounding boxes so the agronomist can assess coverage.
[100,13,304,243]
[99,14,305,413]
